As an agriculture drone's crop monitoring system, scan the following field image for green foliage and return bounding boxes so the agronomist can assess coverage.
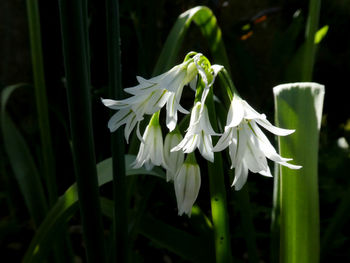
[1,85,48,226]
[274,83,325,263]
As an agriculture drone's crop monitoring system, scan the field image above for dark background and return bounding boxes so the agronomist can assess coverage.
[0,0,349,262]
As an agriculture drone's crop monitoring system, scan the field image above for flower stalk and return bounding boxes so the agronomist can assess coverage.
[206,88,233,263]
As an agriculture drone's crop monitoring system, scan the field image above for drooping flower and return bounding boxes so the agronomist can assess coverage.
[174,153,201,216]
[214,95,302,190]
[163,129,185,182]
[102,53,203,141]
[133,112,166,170]
[172,102,219,162]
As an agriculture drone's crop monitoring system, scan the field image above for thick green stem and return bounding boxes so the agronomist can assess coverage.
[206,89,232,263]
[302,0,321,81]
[105,0,128,262]
[26,0,57,206]
[58,1,106,262]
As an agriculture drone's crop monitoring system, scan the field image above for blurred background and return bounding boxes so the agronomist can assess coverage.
[0,0,349,262]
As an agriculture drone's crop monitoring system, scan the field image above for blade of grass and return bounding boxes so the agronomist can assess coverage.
[26,0,57,206]
[273,82,325,263]
[105,0,128,261]
[58,1,106,262]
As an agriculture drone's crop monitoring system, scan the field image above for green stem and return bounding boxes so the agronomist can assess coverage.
[26,0,57,206]
[270,163,280,263]
[217,68,259,262]
[235,185,259,263]
[302,0,321,81]
[26,2,74,262]
[206,89,232,263]
[105,0,128,261]
[58,1,106,262]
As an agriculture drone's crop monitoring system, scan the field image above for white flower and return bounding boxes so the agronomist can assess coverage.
[133,112,165,170]
[102,53,202,139]
[172,102,219,162]
[101,100,143,143]
[214,95,302,190]
[174,154,201,217]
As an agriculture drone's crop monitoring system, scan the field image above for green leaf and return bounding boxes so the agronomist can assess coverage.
[273,82,325,263]
[1,84,48,226]
[23,156,165,262]
[153,6,230,76]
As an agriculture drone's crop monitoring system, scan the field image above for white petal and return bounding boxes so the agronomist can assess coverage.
[198,132,214,162]
[259,165,273,177]
[124,113,139,143]
[102,98,129,110]
[232,161,249,191]
[243,124,269,173]
[213,128,233,152]
[183,135,199,153]
[175,164,201,216]
[241,100,265,120]
[164,133,184,181]
[124,81,158,95]
[278,161,302,170]
[107,109,131,132]
[255,118,295,136]
[135,121,144,143]
[249,121,292,163]
[151,127,164,167]
[244,142,268,173]
[200,105,220,135]
[233,129,247,168]
[226,96,244,127]
[228,139,238,169]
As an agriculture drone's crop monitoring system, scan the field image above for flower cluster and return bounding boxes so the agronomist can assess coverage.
[102,52,301,216]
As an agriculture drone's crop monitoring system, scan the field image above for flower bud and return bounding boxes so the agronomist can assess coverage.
[174,154,201,217]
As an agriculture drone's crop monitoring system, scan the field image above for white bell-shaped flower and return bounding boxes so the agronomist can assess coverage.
[214,95,302,190]
[174,153,201,217]
[133,112,166,170]
[172,102,219,162]
[102,53,204,141]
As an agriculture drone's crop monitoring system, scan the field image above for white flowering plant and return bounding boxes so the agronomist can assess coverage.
[103,51,301,216]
